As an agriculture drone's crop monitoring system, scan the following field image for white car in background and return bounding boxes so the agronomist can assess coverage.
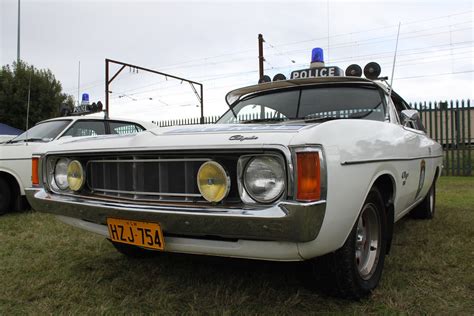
[0,115,156,214]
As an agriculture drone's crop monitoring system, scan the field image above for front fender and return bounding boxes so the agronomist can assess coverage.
[297,159,398,259]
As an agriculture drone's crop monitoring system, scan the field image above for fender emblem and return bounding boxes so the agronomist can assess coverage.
[229,135,258,141]
[401,171,409,186]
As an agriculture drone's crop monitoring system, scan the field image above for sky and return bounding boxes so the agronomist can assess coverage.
[1,0,473,122]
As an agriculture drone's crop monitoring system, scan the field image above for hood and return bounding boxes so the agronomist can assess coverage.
[37,123,319,155]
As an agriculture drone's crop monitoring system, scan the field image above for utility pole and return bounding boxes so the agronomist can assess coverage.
[17,0,21,63]
[77,61,81,107]
[258,34,264,81]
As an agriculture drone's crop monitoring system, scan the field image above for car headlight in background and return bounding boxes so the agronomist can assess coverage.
[67,160,85,191]
[243,156,285,203]
[54,158,70,190]
[197,161,230,203]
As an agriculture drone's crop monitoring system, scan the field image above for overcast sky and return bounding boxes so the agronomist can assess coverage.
[1,0,473,122]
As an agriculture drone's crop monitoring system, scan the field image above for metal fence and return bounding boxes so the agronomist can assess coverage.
[154,99,473,176]
[411,100,472,176]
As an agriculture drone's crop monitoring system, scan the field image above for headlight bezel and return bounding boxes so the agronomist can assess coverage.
[47,156,86,193]
[238,153,287,204]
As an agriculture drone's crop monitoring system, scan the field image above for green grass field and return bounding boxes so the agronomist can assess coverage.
[1,177,473,314]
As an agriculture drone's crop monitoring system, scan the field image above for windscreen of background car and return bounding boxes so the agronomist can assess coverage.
[218,84,385,123]
[9,120,71,142]
[62,120,106,137]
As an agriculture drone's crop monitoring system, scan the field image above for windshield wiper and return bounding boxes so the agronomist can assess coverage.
[7,137,51,143]
[241,118,287,124]
[299,116,343,123]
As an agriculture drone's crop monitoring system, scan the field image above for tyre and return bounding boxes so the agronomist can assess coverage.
[411,181,436,219]
[0,178,12,215]
[12,194,30,212]
[311,187,388,299]
[110,240,159,258]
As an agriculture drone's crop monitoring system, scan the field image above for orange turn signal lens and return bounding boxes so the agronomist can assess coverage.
[296,152,321,201]
[32,157,39,186]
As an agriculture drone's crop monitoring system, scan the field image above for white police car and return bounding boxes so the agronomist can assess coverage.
[27,48,442,299]
[0,114,156,214]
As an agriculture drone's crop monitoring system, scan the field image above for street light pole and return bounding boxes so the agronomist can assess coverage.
[17,0,21,63]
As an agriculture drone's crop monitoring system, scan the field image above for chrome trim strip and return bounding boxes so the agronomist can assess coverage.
[341,155,443,165]
[92,188,202,198]
[0,158,32,161]
[88,158,210,163]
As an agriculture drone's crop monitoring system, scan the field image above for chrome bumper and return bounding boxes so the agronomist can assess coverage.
[26,188,326,242]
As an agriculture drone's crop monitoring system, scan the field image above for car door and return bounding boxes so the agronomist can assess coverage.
[391,94,432,213]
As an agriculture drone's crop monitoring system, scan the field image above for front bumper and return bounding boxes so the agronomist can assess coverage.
[26,188,326,242]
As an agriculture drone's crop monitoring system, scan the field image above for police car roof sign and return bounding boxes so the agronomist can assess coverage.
[290,66,344,79]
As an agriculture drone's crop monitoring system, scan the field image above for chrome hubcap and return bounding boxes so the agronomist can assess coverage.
[355,204,381,280]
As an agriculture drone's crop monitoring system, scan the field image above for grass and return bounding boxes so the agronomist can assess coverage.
[1,177,473,314]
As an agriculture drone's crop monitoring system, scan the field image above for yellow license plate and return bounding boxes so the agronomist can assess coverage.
[107,218,165,250]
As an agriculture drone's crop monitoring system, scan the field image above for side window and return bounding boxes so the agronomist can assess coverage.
[62,121,106,137]
[109,121,144,135]
[391,94,425,132]
[391,94,407,123]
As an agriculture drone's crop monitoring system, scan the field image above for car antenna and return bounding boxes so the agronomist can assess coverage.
[25,68,32,146]
[387,22,401,99]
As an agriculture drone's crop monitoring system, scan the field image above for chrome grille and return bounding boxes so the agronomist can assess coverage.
[86,158,209,202]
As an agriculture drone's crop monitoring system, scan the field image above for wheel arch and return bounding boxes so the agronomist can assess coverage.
[0,170,24,196]
[370,173,396,254]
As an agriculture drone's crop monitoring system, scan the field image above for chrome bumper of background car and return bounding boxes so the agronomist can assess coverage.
[26,188,326,242]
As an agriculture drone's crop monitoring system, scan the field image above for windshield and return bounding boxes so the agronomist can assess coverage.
[217,84,386,124]
[9,120,72,143]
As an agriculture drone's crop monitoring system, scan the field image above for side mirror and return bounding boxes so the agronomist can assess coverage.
[400,109,420,127]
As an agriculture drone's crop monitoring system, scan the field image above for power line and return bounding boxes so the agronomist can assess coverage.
[65,11,473,92]
[107,40,473,99]
[396,70,474,80]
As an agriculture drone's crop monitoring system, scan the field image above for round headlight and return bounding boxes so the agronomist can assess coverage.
[54,158,70,190]
[197,161,230,203]
[67,160,85,191]
[243,156,285,203]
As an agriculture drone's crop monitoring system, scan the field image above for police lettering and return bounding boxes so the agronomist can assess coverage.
[290,66,343,79]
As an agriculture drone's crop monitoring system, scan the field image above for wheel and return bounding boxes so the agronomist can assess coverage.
[311,187,387,299]
[0,178,12,215]
[109,240,159,258]
[411,181,436,219]
[12,194,30,212]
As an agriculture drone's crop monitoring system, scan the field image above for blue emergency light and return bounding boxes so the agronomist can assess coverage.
[311,48,324,63]
[82,93,89,102]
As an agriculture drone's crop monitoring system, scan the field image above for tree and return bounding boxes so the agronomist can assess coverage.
[0,61,74,130]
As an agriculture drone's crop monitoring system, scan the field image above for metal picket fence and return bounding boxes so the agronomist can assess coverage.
[154,99,473,176]
[411,99,472,176]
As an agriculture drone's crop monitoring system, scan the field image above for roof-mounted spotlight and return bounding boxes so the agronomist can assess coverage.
[364,62,381,80]
[273,73,287,81]
[345,64,362,77]
[258,75,271,84]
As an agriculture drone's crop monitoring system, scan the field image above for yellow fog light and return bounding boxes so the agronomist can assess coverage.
[197,161,230,202]
[67,160,85,191]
